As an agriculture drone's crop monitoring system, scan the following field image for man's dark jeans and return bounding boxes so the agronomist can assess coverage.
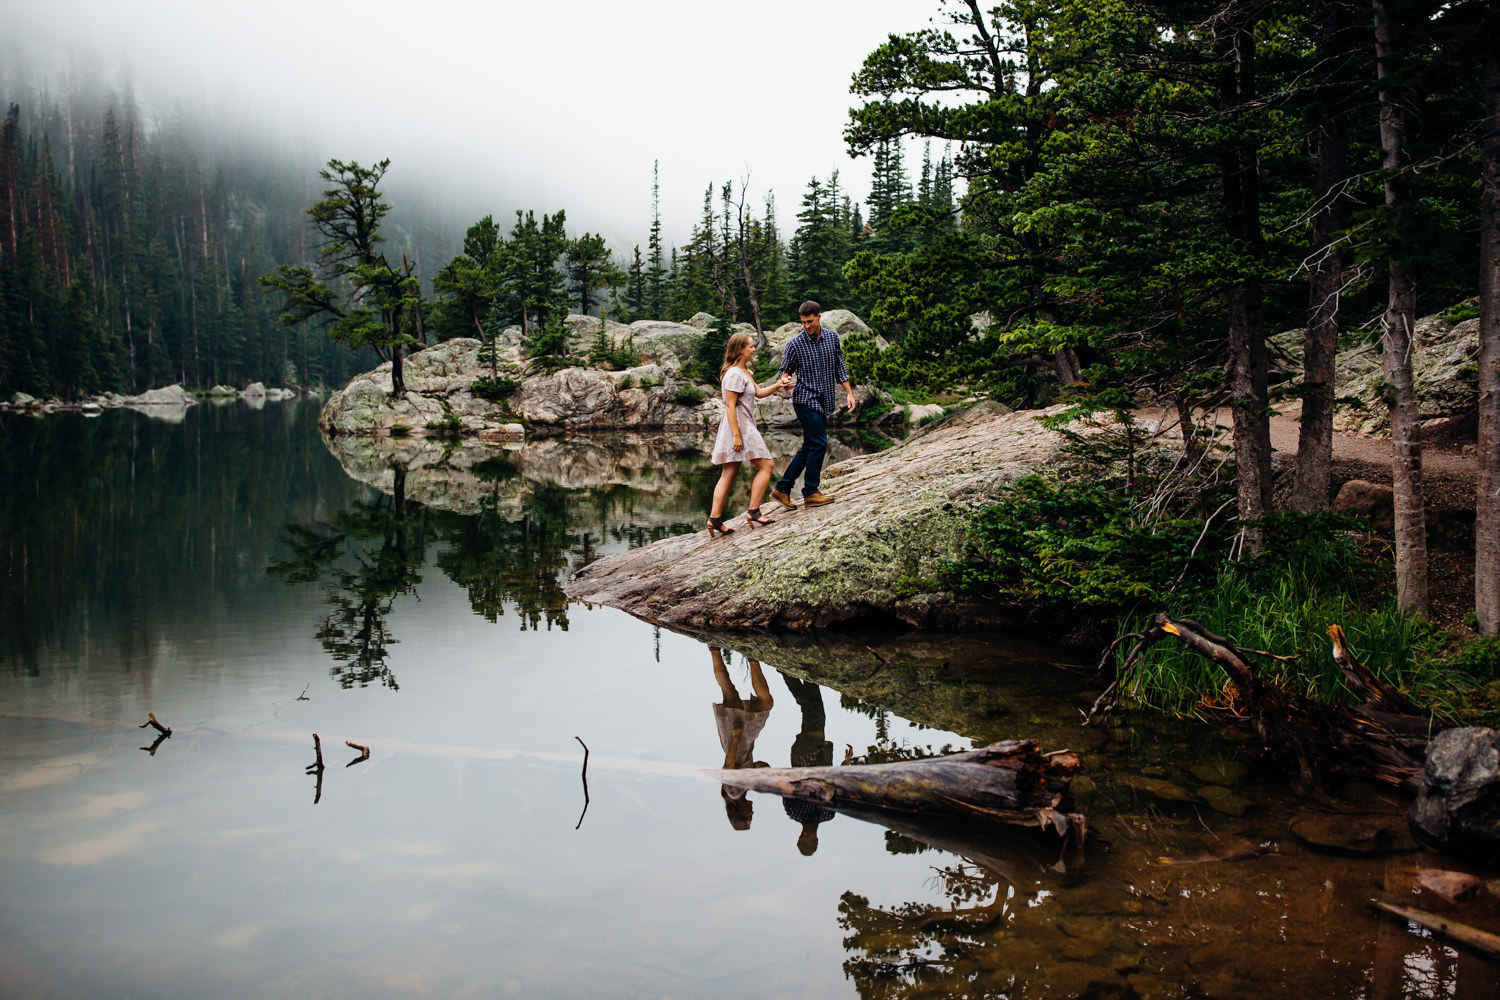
[776,403,828,497]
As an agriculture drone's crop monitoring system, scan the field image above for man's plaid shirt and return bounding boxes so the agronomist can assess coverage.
[779,328,849,416]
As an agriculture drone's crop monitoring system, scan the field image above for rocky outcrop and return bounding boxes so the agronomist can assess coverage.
[320,332,898,438]
[1268,310,1480,435]
[564,402,1070,629]
[1409,726,1500,864]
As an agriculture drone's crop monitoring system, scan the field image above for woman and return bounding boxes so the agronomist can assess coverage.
[707,333,791,535]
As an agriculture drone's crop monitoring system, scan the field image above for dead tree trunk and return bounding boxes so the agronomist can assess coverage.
[716,740,1085,849]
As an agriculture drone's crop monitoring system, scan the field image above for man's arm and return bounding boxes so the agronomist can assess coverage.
[835,335,855,412]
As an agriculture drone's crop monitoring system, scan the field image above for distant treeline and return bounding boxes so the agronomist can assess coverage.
[0,74,457,399]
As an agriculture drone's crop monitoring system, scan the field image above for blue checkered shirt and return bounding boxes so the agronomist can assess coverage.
[780,328,849,416]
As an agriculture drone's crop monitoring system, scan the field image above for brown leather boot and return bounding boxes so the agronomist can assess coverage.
[803,492,833,506]
[770,488,796,510]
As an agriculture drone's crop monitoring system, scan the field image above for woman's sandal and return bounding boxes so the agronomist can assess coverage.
[745,508,773,526]
[707,515,736,536]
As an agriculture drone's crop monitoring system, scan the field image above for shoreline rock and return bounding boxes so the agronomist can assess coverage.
[318,327,900,439]
[564,402,1058,631]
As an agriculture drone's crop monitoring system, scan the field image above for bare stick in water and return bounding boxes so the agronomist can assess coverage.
[575,736,590,830]
[306,734,325,774]
[137,713,172,737]
[296,683,311,701]
[345,741,371,767]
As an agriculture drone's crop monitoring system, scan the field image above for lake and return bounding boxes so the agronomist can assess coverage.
[0,400,1488,999]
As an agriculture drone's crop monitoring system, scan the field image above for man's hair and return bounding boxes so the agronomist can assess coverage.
[798,300,821,317]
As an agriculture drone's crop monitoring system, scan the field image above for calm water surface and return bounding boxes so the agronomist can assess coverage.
[0,401,1490,999]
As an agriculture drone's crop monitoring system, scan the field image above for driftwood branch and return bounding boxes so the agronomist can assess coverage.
[1373,901,1500,960]
[344,741,370,767]
[137,713,172,737]
[296,683,311,701]
[306,734,325,774]
[1091,613,1430,791]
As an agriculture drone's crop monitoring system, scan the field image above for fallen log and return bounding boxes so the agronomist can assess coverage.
[1090,614,1439,792]
[1372,901,1500,960]
[716,740,1085,860]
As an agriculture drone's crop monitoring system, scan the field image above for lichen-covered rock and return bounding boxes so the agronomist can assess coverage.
[627,321,705,372]
[1269,312,1479,434]
[207,384,237,396]
[9,392,37,407]
[565,404,1073,629]
[819,309,870,336]
[241,381,267,399]
[1410,726,1500,864]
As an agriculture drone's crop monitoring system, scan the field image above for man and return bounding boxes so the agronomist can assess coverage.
[770,301,857,509]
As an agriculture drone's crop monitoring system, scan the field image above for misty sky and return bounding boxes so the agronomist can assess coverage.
[6,0,946,252]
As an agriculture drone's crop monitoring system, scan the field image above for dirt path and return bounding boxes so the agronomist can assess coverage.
[1138,404,1480,631]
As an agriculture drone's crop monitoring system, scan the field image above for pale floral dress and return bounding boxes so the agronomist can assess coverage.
[711,366,772,464]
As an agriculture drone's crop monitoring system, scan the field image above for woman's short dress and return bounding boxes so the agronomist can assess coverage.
[711,366,773,464]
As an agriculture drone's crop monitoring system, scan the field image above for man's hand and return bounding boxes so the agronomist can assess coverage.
[845,392,858,413]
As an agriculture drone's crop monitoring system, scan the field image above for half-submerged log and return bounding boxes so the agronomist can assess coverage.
[1091,614,1439,791]
[716,740,1085,856]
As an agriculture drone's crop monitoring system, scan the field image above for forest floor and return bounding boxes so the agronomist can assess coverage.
[1142,403,1481,635]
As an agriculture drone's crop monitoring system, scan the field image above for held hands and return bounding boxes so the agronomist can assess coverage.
[778,373,794,391]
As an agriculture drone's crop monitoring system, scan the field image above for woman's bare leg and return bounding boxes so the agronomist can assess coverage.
[710,462,741,519]
[747,458,774,511]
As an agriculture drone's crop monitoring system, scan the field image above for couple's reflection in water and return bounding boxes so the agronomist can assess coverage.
[707,645,834,852]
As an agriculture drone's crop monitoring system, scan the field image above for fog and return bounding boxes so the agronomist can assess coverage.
[5,0,940,251]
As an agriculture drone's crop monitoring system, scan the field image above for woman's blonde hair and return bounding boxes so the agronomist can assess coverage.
[720,332,755,380]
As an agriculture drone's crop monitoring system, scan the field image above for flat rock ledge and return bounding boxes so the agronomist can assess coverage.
[564,403,1068,630]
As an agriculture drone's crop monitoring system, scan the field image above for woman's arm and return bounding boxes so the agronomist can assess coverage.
[753,376,786,399]
[724,388,742,446]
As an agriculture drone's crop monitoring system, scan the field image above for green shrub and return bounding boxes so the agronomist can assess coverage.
[588,329,644,370]
[471,376,520,401]
[1439,298,1481,324]
[425,414,464,434]
[390,424,411,437]
[674,385,706,406]
[949,476,1235,612]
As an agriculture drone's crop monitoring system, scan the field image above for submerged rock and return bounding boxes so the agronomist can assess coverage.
[564,404,1073,629]
[1410,726,1500,864]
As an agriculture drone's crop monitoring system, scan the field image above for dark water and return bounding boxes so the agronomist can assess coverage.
[0,402,1493,999]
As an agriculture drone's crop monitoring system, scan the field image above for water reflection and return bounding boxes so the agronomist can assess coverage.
[709,646,774,830]
[780,671,836,854]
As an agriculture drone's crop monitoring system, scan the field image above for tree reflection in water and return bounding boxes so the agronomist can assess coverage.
[269,461,592,689]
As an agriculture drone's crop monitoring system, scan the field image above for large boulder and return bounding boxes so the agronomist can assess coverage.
[241,381,267,399]
[1271,311,1480,434]
[126,384,196,406]
[1410,727,1500,864]
[1333,479,1395,532]
[565,403,1074,629]
[819,309,870,336]
[627,321,705,373]
[9,391,37,407]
